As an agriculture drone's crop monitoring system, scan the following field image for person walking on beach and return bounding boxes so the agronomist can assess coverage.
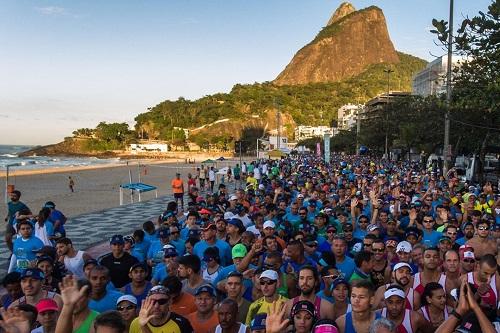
[171,173,185,210]
[68,176,75,192]
[208,167,216,193]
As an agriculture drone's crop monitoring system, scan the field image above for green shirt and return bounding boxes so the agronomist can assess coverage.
[74,310,99,333]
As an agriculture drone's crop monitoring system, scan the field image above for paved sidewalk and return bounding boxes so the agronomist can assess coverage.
[1,196,172,277]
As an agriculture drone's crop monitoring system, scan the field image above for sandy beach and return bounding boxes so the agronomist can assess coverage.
[0,157,244,228]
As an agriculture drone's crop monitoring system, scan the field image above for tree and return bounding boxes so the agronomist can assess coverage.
[432,0,500,175]
[94,122,131,143]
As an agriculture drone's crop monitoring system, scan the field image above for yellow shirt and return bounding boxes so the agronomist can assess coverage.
[245,295,288,326]
[129,312,193,333]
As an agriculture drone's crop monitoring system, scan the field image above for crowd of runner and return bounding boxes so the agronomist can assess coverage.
[2,154,499,333]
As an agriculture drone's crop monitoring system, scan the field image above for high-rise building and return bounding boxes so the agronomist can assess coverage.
[337,104,363,130]
[412,56,463,97]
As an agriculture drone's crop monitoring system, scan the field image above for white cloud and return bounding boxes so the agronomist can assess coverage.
[35,6,68,16]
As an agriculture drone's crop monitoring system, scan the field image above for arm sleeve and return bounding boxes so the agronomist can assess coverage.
[8,254,17,273]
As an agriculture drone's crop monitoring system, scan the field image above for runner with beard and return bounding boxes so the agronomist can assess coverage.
[374,263,416,310]
[283,266,334,320]
[370,239,389,289]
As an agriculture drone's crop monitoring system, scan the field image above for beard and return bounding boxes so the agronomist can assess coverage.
[301,285,315,296]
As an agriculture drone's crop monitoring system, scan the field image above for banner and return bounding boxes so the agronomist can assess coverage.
[324,134,331,163]
[316,142,321,157]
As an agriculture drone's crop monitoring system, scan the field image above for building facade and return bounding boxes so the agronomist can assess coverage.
[294,126,334,141]
[412,56,463,97]
[337,104,363,130]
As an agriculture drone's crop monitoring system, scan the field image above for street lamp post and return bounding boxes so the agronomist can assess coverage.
[443,0,454,174]
[383,68,394,159]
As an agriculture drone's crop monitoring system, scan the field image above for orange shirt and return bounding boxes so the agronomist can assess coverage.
[171,178,184,194]
[185,311,219,333]
[170,292,197,316]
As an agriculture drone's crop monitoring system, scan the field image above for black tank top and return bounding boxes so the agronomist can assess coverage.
[371,261,387,289]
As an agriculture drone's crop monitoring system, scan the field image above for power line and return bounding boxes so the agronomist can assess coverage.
[450,118,500,131]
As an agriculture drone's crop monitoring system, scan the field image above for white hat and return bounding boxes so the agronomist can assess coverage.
[229,195,238,201]
[260,270,279,281]
[393,262,413,273]
[258,184,265,190]
[117,295,138,306]
[367,224,380,232]
[263,220,276,229]
[384,287,405,299]
[463,251,475,260]
[396,241,412,253]
[224,212,235,220]
[297,194,304,199]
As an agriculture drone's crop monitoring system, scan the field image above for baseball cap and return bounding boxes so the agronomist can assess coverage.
[463,251,475,260]
[163,245,178,258]
[35,246,57,258]
[202,222,216,231]
[36,255,54,265]
[36,299,59,313]
[263,220,275,229]
[195,284,217,297]
[439,236,452,243]
[259,269,278,281]
[188,228,201,239]
[231,244,247,259]
[198,208,211,215]
[384,287,405,299]
[229,195,238,201]
[332,278,349,289]
[147,285,170,297]
[250,313,267,330]
[396,241,412,253]
[110,235,124,245]
[291,300,315,317]
[158,228,170,238]
[129,262,148,273]
[83,259,98,269]
[117,295,138,306]
[224,211,235,220]
[393,262,413,273]
[367,224,380,232]
[43,201,56,209]
[313,320,339,333]
[228,218,244,233]
[21,268,44,280]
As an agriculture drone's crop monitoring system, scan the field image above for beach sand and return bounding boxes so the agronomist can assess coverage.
[0,157,243,227]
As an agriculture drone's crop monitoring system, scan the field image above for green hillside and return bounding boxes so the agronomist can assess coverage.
[134,52,426,140]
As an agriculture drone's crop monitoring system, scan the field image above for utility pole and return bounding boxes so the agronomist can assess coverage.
[274,99,281,150]
[383,68,394,159]
[443,0,454,174]
[356,106,361,155]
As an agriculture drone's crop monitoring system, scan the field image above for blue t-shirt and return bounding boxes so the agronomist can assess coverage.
[89,290,123,313]
[131,240,150,262]
[193,240,232,266]
[169,239,185,256]
[13,236,44,271]
[49,210,66,234]
[123,281,152,306]
[422,230,442,247]
[335,256,355,280]
[147,240,166,265]
[152,263,169,283]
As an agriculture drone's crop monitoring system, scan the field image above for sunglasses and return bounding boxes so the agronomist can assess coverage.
[260,280,277,286]
[423,220,434,223]
[359,220,369,223]
[117,305,136,311]
[151,298,169,305]
[372,248,385,253]
[305,243,318,247]
[446,232,457,236]
[327,230,336,234]
[170,231,180,235]
[363,243,372,247]
[463,259,475,263]
[477,226,489,231]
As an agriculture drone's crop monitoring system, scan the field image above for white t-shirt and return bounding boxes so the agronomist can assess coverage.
[34,223,52,246]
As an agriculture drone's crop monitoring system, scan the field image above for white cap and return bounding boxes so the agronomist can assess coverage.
[384,287,406,299]
[224,212,235,220]
[258,184,265,190]
[393,262,413,273]
[263,220,275,229]
[352,243,362,253]
[367,224,380,232]
[260,270,279,281]
[229,195,238,201]
[396,241,412,253]
[117,295,138,306]
[463,251,475,260]
[297,194,304,199]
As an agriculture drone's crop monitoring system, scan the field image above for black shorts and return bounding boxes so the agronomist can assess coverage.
[174,193,184,199]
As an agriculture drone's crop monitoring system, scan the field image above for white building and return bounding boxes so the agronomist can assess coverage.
[337,104,363,130]
[129,143,169,153]
[294,126,334,141]
[412,56,464,97]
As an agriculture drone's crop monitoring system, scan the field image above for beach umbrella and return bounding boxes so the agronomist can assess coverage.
[202,159,216,164]
[217,156,226,161]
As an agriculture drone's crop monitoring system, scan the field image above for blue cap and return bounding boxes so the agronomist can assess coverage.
[250,313,267,330]
[21,268,45,280]
[195,284,217,297]
[188,229,201,238]
[110,235,124,245]
[164,246,178,258]
[158,228,170,238]
[332,278,349,289]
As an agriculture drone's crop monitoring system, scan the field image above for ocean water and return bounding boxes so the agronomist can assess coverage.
[0,145,123,170]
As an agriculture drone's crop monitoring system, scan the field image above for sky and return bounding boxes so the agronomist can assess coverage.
[0,0,492,145]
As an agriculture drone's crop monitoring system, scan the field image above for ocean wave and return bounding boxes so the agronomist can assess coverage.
[0,154,18,158]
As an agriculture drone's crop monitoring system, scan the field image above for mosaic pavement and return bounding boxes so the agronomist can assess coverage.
[0,196,172,277]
